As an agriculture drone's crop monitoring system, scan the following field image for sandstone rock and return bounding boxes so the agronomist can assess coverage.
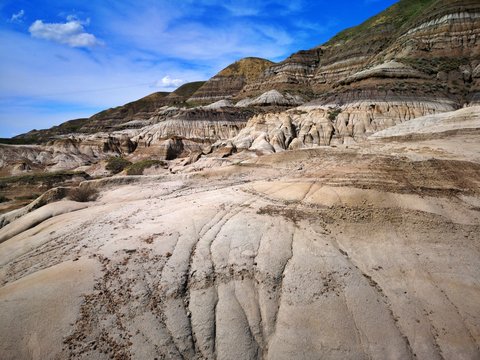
[250,134,275,154]
[202,99,234,109]
[229,97,457,154]
[235,90,304,107]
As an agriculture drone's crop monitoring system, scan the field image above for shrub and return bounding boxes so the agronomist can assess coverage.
[68,186,99,202]
[126,160,167,175]
[0,195,9,203]
[327,108,342,121]
[106,157,132,174]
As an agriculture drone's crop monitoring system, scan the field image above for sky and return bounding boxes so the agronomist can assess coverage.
[0,0,398,138]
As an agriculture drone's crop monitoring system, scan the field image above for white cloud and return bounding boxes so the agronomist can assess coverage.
[158,76,184,88]
[9,9,25,23]
[28,19,101,48]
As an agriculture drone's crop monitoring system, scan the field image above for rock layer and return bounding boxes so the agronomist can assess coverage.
[229,99,457,153]
[188,58,274,104]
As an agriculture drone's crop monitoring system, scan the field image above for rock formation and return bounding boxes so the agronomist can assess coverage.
[187,58,274,104]
[2,0,479,176]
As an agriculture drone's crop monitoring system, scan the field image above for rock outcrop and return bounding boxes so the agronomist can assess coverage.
[188,57,274,104]
[5,0,480,169]
[235,90,304,107]
[229,98,456,153]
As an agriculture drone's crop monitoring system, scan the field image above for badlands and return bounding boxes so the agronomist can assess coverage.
[1,106,479,359]
[1,0,480,359]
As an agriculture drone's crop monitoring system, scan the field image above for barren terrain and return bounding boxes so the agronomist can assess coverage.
[1,107,479,359]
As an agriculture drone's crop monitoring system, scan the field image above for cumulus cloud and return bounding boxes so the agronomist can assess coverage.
[157,76,184,88]
[28,19,101,48]
[9,10,25,23]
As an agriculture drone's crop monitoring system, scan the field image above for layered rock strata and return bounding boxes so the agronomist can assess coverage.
[228,99,456,153]
[188,58,274,104]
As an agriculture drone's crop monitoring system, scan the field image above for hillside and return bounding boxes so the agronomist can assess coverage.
[245,0,480,105]
[188,57,275,104]
[7,81,206,144]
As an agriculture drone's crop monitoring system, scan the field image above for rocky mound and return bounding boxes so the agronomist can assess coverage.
[235,90,304,107]
[226,98,456,154]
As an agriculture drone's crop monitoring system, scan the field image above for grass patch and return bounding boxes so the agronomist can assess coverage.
[398,57,470,75]
[327,0,436,45]
[15,194,40,201]
[327,108,342,121]
[172,81,206,98]
[126,160,168,175]
[106,157,132,174]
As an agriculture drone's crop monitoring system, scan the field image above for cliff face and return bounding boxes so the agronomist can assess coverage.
[243,0,480,107]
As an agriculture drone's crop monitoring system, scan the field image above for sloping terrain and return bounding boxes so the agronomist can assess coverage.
[0,107,479,359]
[188,58,274,104]
[7,81,206,145]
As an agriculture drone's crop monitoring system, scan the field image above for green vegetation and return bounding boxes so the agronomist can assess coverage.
[126,160,168,175]
[0,135,43,145]
[15,194,40,201]
[327,0,436,45]
[327,108,342,121]
[172,81,206,98]
[93,92,170,120]
[106,157,132,174]
[0,195,10,203]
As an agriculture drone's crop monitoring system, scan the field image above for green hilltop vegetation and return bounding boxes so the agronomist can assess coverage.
[171,81,206,98]
[326,0,437,45]
[217,57,275,81]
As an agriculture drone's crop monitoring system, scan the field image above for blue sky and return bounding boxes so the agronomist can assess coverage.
[0,0,397,137]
